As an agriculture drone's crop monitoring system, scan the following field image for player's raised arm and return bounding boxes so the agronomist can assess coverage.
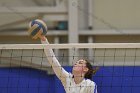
[40,36,69,80]
[28,19,69,82]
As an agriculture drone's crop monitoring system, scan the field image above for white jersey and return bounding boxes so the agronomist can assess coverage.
[41,39,97,93]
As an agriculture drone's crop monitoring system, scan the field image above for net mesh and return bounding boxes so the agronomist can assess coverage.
[0,43,140,93]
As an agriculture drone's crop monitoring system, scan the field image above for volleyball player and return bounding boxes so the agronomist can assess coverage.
[40,36,98,93]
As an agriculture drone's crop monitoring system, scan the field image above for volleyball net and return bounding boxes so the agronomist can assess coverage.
[0,43,140,93]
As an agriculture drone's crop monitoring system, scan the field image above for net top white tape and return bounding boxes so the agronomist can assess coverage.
[0,43,140,49]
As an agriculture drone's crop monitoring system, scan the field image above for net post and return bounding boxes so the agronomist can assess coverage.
[88,0,93,29]
[88,36,94,62]
[68,0,79,65]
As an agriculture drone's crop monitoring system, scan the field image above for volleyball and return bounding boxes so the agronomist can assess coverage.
[28,19,47,39]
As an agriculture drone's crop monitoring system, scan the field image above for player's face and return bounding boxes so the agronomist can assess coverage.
[73,59,88,73]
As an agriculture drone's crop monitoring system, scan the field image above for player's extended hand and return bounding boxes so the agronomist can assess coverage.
[39,35,46,41]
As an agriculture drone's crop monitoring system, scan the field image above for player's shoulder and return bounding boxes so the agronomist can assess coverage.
[85,79,96,86]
